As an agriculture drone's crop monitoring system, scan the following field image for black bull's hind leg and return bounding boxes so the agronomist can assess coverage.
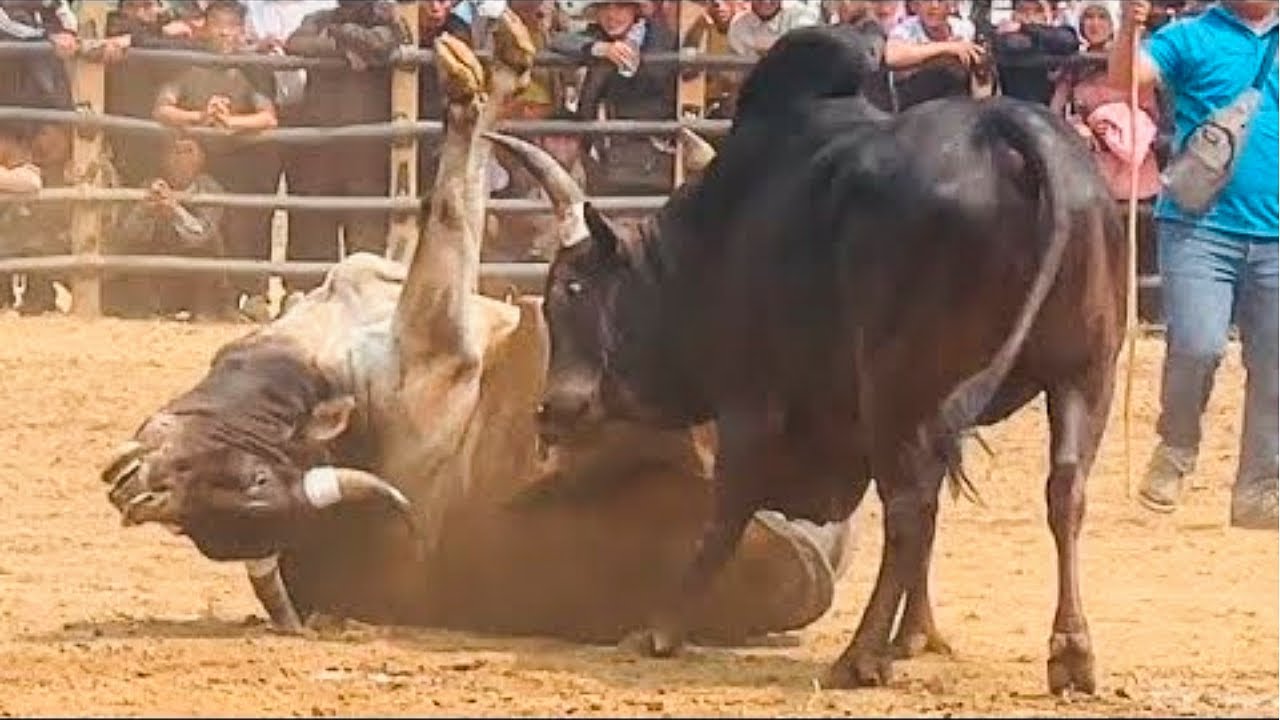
[1044,372,1112,696]
[824,436,945,688]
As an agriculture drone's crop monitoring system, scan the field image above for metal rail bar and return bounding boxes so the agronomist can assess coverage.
[0,187,667,213]
[0,107,731,142]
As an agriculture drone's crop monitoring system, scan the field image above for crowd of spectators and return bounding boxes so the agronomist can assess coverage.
[0,0,1213,321]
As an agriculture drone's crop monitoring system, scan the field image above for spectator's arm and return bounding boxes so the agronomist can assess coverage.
[333,22,404,64]
[153,82,205,127]
[885,39,962,69]
[0,6,46,39]
[548,29,598,59]
[106,15,201,51]
[222,91,278,132]
[286,12,342,57]
[1108,7,1164,91]
[0,163,42,194]
[169,203,215,246]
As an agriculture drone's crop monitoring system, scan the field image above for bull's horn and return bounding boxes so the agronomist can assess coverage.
[483,131,589,248]
[245,554,304,634]
[101,440,146,485]
[302,466,409,511]
[302,467,421,556]
[677,128,716,175]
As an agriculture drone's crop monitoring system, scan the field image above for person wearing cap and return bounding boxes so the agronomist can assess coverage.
[549,0,678,195]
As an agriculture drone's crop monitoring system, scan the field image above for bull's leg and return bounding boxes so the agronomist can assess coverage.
[1044,373,1111,696]
[825,442,940,688]
[623,409,767,658]
[889,506,951,658]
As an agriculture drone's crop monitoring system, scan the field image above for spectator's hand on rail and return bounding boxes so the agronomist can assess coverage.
[163,20,194,38]
[254,37,285,54]
[101,37,130,64]
[946,40,986,68]
[49,32,78,60]
[997,19,1021,34]
[146,180,177,214]
[591,41,638,72]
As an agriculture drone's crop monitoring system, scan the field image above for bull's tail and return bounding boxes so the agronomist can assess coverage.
[935,103,1077,500]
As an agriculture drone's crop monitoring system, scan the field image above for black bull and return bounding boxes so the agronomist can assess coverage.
[499,23,1126,694]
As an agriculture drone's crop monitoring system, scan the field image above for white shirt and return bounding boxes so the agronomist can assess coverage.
[887,15,976,43]
[244,0,337,108]
[727,4,821,58]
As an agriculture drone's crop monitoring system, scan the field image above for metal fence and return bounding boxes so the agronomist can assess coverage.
[0,8,1154,317]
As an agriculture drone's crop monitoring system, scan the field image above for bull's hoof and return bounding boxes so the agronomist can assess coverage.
[891,627,954,659]
[1047,631,1097,696]
[435,33,485,104]
[618,626,685,658]
[491,9,536,76]
[821,650,894,689]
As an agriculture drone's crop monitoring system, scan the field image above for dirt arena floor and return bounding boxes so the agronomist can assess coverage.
[0,314,1274,717]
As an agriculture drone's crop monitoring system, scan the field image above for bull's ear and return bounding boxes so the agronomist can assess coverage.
[582,202,620,259]
[304,395,356,444]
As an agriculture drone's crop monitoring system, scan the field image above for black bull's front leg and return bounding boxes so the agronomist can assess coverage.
[623,407,869,657]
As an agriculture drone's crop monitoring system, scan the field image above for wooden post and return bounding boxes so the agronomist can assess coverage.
[386,1,421,264]
[68,1,108,317]
[673,2,708,189]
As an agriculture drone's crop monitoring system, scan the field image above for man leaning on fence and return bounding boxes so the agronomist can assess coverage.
[153,0,279,322]
[285,0,407,292]
[1110,0,1278,529]
[549,0,677,197]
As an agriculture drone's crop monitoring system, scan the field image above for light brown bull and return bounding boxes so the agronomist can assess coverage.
[100,12,853,643]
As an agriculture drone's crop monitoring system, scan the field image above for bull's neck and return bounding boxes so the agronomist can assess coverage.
[611,203,710,425]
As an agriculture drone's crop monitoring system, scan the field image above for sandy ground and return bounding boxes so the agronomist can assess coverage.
[0,314,1274,717]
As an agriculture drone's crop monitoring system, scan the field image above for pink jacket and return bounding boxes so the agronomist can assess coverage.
[1086,100,1162,201]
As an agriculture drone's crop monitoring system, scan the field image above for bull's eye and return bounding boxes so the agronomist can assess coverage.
[248,470,270,489]
[566,280,585,297]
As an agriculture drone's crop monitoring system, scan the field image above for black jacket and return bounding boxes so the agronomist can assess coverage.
[993,23,1079,105]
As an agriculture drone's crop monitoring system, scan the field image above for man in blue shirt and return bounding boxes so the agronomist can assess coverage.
[1109,1,1278,529]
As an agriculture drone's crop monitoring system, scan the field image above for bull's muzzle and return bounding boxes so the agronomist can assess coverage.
[535,385,604,446]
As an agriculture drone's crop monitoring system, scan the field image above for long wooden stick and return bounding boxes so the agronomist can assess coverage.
[1123,26,1143,500]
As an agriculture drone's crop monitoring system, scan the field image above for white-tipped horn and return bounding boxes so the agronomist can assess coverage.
[677,128,717,175]
[483,131,590,248]
[301,466,411,514]
[245,554,304,634]
[101,440,146,485]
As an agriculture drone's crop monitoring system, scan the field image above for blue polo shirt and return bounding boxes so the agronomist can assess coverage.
[1147,5,1279,242]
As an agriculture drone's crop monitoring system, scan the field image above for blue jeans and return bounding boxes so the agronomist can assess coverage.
[1157,220,1279,490]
